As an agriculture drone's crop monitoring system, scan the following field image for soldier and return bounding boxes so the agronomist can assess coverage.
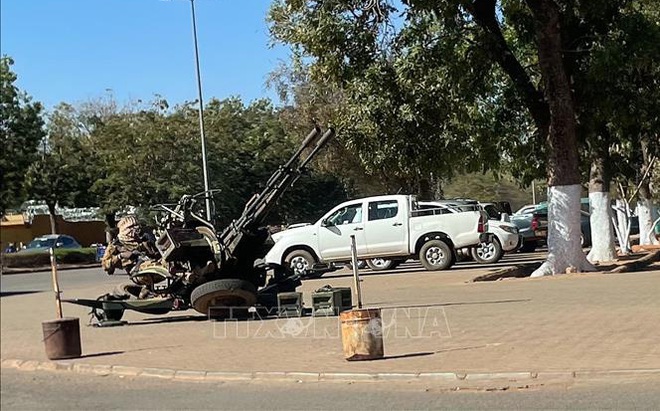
[101,215,160,275]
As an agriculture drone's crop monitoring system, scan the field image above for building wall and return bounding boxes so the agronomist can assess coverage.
[0,215,106,250]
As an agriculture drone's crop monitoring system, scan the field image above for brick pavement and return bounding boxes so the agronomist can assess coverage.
[2,264,659,375]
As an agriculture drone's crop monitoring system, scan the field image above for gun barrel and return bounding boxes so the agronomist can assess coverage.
[219,126,334,249]
[300,128,334,169]
[283,126,321,170]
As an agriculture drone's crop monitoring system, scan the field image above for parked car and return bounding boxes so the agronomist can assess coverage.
[265,194,490,276]
[19,234,82,253]
[420,201,520,264]
[531,208,592,247]
[510,204,545,252]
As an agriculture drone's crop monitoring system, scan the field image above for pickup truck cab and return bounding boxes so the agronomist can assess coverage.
[264,195,489,275]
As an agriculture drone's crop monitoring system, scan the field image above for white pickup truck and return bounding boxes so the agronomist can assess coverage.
[264,194,490,275]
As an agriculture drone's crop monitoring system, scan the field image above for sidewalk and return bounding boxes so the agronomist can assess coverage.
[2,262,659,383]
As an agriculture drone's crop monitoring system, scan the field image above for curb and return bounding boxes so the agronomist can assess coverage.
[473,250,660,282]
[3,358,659,386]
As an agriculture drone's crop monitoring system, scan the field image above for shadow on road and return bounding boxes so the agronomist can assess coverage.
[379,351,435,361]
[319,253,548,280]
[127,314,209,326]
[79,350,125,359]
[0,290,42,298]
[375,298,531,311]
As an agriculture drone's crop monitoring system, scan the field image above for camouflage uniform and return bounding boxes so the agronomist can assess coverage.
[101,216,160,275]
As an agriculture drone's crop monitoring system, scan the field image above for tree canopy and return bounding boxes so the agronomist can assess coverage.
[0,56,46,214]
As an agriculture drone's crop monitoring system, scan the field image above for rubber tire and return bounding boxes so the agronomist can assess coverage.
[419,239,452,271]
[519,241,537,253]
[366,258,395,271]
[190,279,257,315]
[284,249,316,276]
[470,238,504,264]
[345,260,367,270]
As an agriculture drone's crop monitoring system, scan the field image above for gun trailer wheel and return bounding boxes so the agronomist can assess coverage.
[419,239,452,271]
[190,279,257,315]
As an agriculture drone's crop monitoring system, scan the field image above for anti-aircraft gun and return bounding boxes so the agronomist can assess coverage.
[64,127,334,323]
[189,126,335,312]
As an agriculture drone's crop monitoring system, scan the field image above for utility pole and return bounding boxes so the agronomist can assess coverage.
[189,0,212,221]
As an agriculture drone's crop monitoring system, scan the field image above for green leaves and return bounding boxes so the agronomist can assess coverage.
[0,56,46,213]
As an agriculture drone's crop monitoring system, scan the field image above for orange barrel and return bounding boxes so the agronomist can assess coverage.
[42,317,82,360]
[340,308,384,361]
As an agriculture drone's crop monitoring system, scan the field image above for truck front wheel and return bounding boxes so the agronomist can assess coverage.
[284,249,317,277]
[419,239,453,271]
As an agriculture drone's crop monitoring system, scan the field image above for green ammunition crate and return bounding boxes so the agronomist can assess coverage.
[312,287,352,316]
[277,292,303,318]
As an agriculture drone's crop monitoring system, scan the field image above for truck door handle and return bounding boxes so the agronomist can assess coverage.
[353,227,364,231]
[392,222,403,226]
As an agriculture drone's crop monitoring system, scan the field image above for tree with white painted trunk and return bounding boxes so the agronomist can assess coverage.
[524,1,594,277]
[587,158,617,263]
[637,140,659,246]
[268,0,659,275]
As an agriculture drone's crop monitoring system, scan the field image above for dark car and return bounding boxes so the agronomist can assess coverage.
[19,234,82,252]
[531,199,641,248]
[531,208,592,247]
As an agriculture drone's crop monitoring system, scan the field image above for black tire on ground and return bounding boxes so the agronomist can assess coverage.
[345,260,367,270]
[190,279,257,315]
[470,238,504,264]
[284,249,317,276]
[520,240,537,253]
[419,239,453,271]
[366,258,395,271]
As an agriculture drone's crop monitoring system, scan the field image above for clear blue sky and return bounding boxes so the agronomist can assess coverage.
[1,0,289,110]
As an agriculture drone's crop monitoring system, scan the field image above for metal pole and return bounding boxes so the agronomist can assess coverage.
[532,181,537,205]
[190,0,212,221]
[49,248,63,319]
[350,235,363,309]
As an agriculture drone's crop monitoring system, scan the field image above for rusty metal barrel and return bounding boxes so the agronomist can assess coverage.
[42,317,82,360]
[340,308,384,361]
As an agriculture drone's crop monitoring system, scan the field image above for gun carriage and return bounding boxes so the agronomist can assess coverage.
[65,127,334,324]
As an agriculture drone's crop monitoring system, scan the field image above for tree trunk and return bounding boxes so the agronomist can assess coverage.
[47,202,58,234]
[637,138,658,245]
[418,177,432,201]
[615,198,632,254]
[586,156,617,262]
[526,0,594,277]
[104,213,117,244]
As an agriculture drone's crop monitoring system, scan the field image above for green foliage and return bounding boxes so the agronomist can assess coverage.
[0,56,45,213]
[49,96,348,226]
[268,0,546,191]
[2,247,97,268]
[442,172,546,211]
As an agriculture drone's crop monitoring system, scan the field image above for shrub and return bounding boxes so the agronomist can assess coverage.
[2,248,98,268]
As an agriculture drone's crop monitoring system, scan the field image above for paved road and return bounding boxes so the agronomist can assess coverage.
[0,267,121,295]
[2,368,659,410]
[0,251,547,296]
